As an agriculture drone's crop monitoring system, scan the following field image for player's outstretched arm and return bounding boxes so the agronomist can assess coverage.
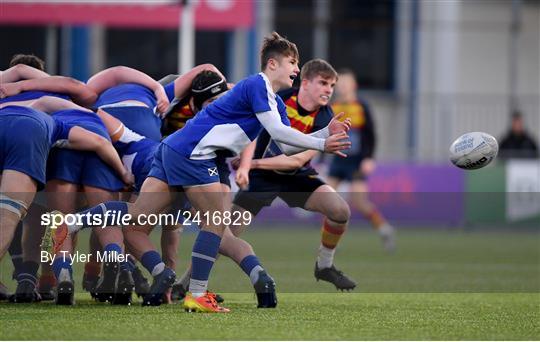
[256,110,351,156]
[0,64,49,83]
[252,150,319,171]
[96,108,125,142]
[87,66,169,113]
[0,77,97,107]
[62,127,133,186]
[28,96,92,114]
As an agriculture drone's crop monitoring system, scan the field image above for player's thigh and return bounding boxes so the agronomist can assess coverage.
[45,180,79,213]
[0,169,37,206]
[132,176,175,217]
[184,182,227,228]
[304,184,351,223]
[83,185,119,206]
[326,176,341,191]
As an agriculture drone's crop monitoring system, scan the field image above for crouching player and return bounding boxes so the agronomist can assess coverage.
[0,97,130,272]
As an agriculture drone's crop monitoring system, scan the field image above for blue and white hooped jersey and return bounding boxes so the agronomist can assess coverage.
[163,73,290,160]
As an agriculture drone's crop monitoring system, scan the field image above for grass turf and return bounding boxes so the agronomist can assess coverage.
[1,228,539,340]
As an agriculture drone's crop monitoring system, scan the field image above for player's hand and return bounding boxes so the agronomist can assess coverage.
[328,112,352,135]
[154,86,170,117]
[324,132,351,158]
[361,158,376,175]
[0,82,22,99]
[121,170,135,187]
[235,167,249,190]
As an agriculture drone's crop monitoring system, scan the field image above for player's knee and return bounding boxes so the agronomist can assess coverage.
[0,194,29,220]
[328,202,351,224]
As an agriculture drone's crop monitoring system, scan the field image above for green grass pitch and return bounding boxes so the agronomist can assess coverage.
[1,227,539,340]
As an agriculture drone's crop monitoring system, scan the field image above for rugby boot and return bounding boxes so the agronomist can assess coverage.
[40,211,69,255]
[141,267,176,306]
[112,269,135,305]
[10,280,41,303]
[94,261,119,302]
[183,292,230,313]
[253,270,277,308]
[314,263,356,291]
[132,266,150,298]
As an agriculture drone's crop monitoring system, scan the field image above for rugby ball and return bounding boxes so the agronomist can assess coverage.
[449,132,498,170]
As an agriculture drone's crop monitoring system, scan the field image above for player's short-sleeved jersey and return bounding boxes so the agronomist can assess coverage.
[0,90,70,104]
[252,88,334,175]
[93,83,157,109]
[163,73,289,160]
[0,105,69,144]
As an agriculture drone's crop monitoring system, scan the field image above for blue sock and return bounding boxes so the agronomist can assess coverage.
[191,231,221,283]
[78,201,129,229]
[141,251,164,276]
[52,254,73,281]
[239,255,264,285]
[16,261,39,286]
[103,243,129,271]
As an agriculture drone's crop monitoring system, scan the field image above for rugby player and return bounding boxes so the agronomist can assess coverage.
[327,70,396,252]
[231,59,356,291]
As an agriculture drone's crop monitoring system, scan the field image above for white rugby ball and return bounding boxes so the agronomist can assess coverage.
[449,132,498,170]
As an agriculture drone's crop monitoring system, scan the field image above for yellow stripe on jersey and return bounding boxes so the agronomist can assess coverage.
[285,95,317,134]
[332,102,365,128]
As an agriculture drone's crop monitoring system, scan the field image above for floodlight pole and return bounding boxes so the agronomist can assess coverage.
[178,0,195,74]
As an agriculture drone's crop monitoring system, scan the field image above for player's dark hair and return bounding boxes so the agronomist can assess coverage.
[300,59,338,81]
[191,70,227,110]
[9,54,45,71]
[260,32,299,71]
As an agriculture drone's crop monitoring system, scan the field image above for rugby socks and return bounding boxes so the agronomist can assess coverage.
[141,251,165,277]
[189,230,221,298]
[69,201,129,233]
[38,264,57,289]
[103,243,129,271]
[366,208,385,229]
[8,221,24,278]
[52,255,73,282]
[16,261,40,288]
[318,218,346,269]
[84,261,102,279]
[239,255,265,285]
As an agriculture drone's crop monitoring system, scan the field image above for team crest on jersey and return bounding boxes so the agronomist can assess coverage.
[208,167,218,176]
